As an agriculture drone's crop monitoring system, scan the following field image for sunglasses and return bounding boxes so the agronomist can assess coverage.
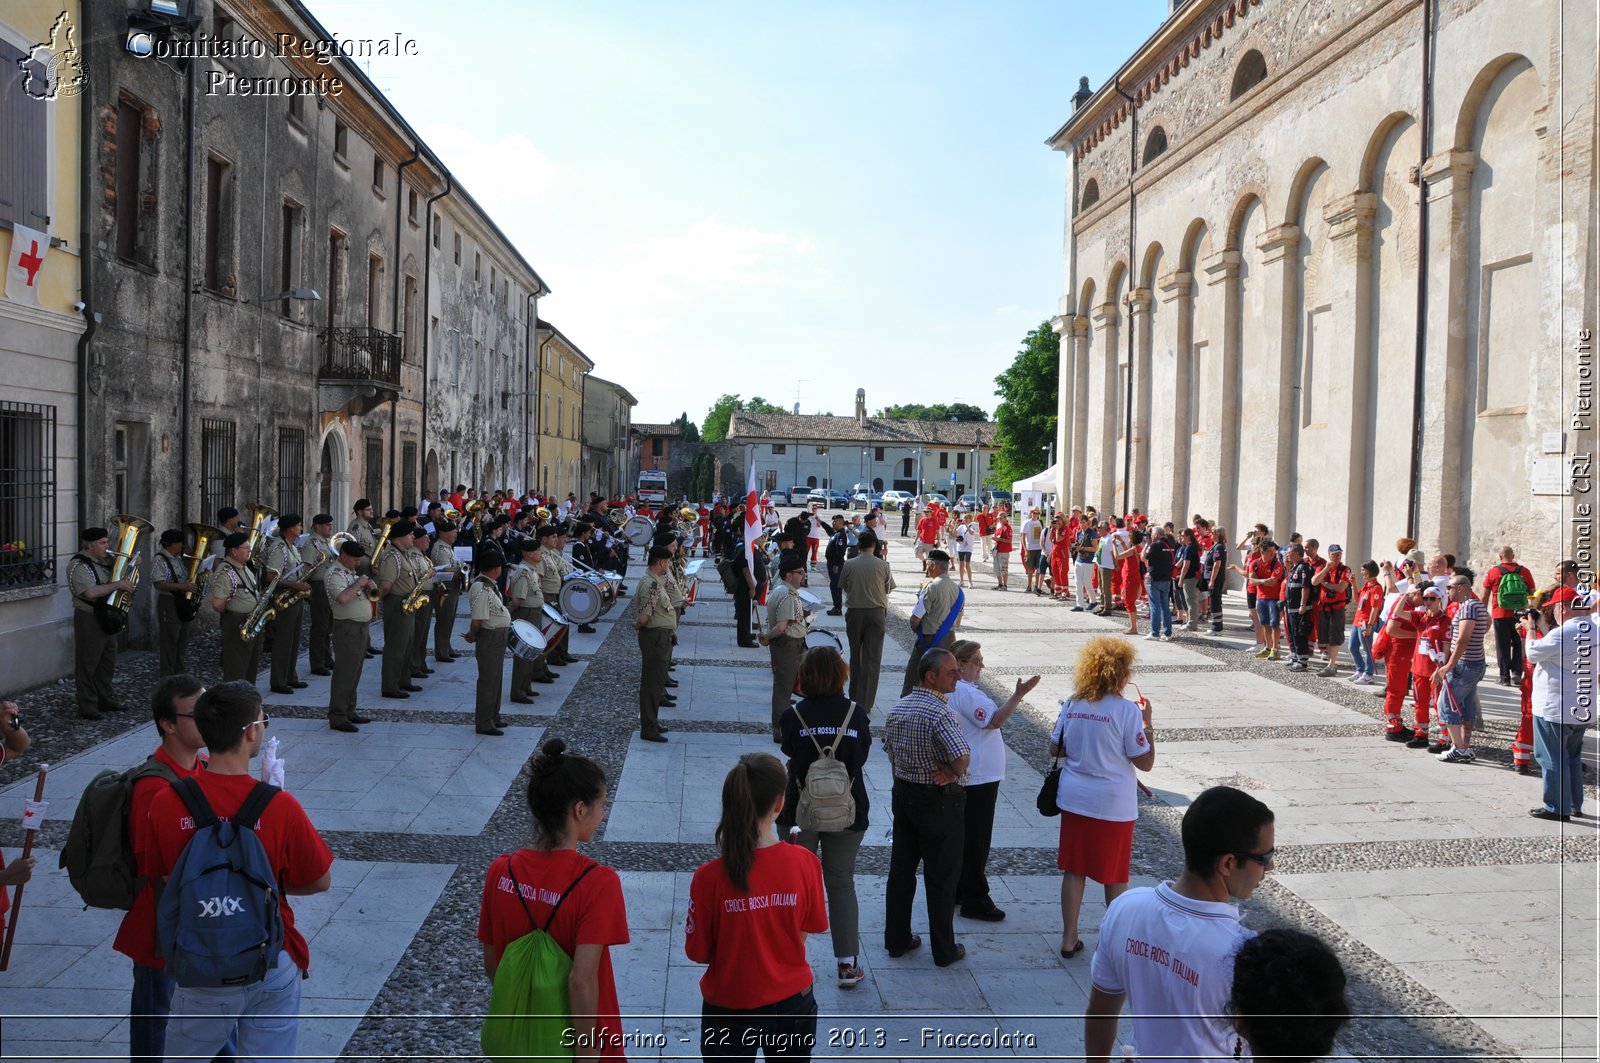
[1233,848,1276,867]
[243,712,271,734]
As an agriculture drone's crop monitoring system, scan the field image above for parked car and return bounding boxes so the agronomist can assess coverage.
[853,492,884,511]
[808,488,852,508]
[765,488,791,506]
[921,493,951,507]
[789,486,814,505]
[957,493,980,509]
[880,490,914,510]
[982,490,1013,506]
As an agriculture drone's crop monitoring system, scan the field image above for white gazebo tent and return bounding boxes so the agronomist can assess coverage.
[1011,463,1060,515]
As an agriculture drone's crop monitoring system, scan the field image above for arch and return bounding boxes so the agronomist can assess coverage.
[1230,49,1268,100]
[1224,186,1269,250]
[1358,111,1418,193]
[1142,126,1168,165]
[1079,277,1098,317]
[806,474,818,488]
[1104,256,1129,305]
[1452,53,1542,152]
[1282,157,1331,228]
[1138,241,1165,290]
[424,448,440,495]
[1080,178,1101,210]
[483,455,496,491]
[872,476,883,491]
[315,420,351,521]
[1178,217,1211,271]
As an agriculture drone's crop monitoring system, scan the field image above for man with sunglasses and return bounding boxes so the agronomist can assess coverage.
[143,681,333,1061]
[1085,785,1275,1063]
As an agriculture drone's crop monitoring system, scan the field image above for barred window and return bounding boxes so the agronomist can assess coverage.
[0,402,56,589]
[276,427,305,515]
[401,441,417,508]
[200,419,236,524]
[365,438,383,508]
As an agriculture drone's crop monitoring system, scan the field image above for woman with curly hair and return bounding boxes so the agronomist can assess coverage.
[1050,636,1156,958]
[1228,928,1350,1061]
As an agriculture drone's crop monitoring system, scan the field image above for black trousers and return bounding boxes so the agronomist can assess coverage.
[1208,581,1226,631]
[1493,615,1525,681]
[885,779,965,964]
[827,561,844,611]
[733,587,754,643]
[1287,609,1313,657]
[956,780,999,910]
[900,508,911,536]
[701,988,817,1063]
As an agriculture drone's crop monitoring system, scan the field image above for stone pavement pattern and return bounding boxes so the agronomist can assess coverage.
[0,517,1594,1060]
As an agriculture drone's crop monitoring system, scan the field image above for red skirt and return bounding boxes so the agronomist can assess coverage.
[1057,810,1135,885]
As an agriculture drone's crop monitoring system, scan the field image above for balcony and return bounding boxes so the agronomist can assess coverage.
[317,326,402,415]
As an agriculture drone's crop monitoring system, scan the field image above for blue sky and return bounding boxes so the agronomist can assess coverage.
[311,0,1167,424]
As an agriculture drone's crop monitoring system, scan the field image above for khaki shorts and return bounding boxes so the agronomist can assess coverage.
[994,553,1010,577]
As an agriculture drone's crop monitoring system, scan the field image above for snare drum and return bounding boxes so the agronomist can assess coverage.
[803,629,844,654]
[559,572,618,624]
[509,618,548,660]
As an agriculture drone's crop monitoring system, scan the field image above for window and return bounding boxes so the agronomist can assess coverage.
[401,442,417,507]
[956,452,966,470]
[453,231,461,265]
[402,275,417,360]
[113,424,129,515]
[902,458,913,477]
[474,252,481,282]
[287,94,304,125]
[431,216,440,249]
[0,38,50,230]
[326,229,347,325]
[939,452,949,469]
[203,156,234,294]
[651,438,664,458]
[1142,126,1168,165]
[114,100,143,260]
[333,120,349,160]
[0,402,56,589]
[1231,50,1268,100]
[771,443,787,455]
[491,266,497,299]
[556,397,563,437]
[874,447,885,461]
[276,427,305,514]
[200,419,237,524]
[815,446,827,455]
[364,438,383,506]
[1081,178,1100,210]
[407,188,418,225]
[366,253,382,329]
[372,157,385,196]
[279,201,302,317]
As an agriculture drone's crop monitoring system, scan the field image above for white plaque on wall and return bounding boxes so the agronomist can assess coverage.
[1542,431,1566,454]
[1531,459,1572,496]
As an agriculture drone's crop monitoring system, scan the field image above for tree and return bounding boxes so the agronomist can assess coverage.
[688,450,716,501]
[672,411,701,442]
[876,402,989,422]
[702,394,788,442]
[990,321,1060,487]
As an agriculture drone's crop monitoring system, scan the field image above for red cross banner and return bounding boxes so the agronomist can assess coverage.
[5,224,48,307]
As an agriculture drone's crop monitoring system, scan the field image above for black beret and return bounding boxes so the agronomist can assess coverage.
[312,513,334,526]
[353,499,372,511]
[223,532,249,551]
[81,526,109,543]
[391,520,416,538]
[338,539,367,558]
[159,528,184,546]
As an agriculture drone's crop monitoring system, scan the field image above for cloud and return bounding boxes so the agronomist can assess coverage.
[416,124,561,213]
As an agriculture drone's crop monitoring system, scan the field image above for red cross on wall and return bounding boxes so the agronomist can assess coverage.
[17,239,43,286]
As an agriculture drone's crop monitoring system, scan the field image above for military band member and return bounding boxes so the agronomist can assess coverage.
[151,528,197,677]
[69,527,133,719]
[633,545,676,743]
[264,514,310,695]
[301,514,337,676]
[325,539,376,732]
[431,522,464,662]
[203,507,242,572]
[465,547,512,736]
[407,527,436,681]
[760,555,811,741]
[207,531,263,684]
[507,540,559,703]
[348,498,378,554]
[537,525,578,664]
[377,519,419,699]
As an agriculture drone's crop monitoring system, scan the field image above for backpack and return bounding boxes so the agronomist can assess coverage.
[1494,566,1530,611]
[791,702,858,833]
[155,777,285,988]
[481,861,598,1063]
[58,756,179,910]
[717,558,742,595]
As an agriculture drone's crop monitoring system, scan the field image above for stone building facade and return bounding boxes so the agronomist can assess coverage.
[1049,0,1596,580]
[0,0,86,691]
[534,321,593,500]
[582,375,637,500]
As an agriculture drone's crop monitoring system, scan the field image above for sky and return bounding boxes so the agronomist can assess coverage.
[309,0,1168,425]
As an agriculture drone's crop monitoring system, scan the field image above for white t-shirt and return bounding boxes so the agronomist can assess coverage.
[1096,533,1119,568]
[1022,518,1042,550]
[949,679,1005,785]
[956,523,976,553]
[1379,576,1412,623]
[1051,694,1148,822]
[1090,883,1252,1063]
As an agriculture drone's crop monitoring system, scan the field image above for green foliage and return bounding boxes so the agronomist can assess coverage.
[688,450,716,501]
[701,394,787,441]
[990,321,1060,487]
[875,402,989,422]
[672,412,701,443]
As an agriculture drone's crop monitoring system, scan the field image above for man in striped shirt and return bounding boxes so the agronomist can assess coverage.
[1437,573,1489,762]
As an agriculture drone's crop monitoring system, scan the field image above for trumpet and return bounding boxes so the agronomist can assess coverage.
[175,521,224,622]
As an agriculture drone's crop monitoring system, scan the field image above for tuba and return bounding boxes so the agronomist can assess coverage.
[243,503,277,570]
[94,515,154,635]
[175,521,224,621]
[364,517,397,601]
[465,500,489,542]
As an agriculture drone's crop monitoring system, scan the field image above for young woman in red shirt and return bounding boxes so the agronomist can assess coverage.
[1348,562,1384,684]
[1409,589,1451,750]
[686,752,828,1062]
[479,739,630,1062]
[1380,590,1422,741]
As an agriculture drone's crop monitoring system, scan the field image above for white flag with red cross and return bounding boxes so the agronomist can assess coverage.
[5,224,48,307]
[744,457,763,604]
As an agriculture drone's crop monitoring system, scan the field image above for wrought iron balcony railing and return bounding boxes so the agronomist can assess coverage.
[318,327,401,387]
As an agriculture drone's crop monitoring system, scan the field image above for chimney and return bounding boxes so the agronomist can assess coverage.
[855,388,867,428]
[1072,76,1093,111]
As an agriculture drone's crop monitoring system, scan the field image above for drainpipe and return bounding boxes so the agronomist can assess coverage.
[1405,0,1434,540]
[525,292,538,493]
[1114,78,1137,518]
[419,170,451,496]
[74,23,98,527]
[179,54,198,520]
[389,148,419,506]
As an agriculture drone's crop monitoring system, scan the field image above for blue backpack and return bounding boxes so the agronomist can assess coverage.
[156,777,285,988]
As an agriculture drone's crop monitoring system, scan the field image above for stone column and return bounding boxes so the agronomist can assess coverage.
[1158,269,1194,521]
[1257,224,1302,540]
[1128,287,1154,514]
[1051,314,1074,505]
[1203,250,1241,544]
[1091,301,1121,511]
[1071,315,1091,505]
[1417,150,1476,553]
[1324,193,1378,567]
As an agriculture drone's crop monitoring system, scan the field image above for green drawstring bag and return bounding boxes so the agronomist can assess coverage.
[482,861,596,1063]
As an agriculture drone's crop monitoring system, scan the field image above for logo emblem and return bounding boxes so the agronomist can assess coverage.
[21,13,88,102]
[198,896,246,918]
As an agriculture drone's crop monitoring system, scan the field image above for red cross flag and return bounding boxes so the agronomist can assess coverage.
[744,457,763,601]
[5,224,47,307]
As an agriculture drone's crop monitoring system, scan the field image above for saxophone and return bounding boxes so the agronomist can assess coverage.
[240,566,280,641]
[402,551,432,613]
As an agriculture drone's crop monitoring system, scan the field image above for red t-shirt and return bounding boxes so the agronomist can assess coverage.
[1482,563,1534,620]
[1412,612,1452,677]
[115,747,208,967]
[478,850,630,1060]
[144,772,333,973]
[685,843,827,1009]
[917,515,939,545]
[994,522,1013,553]
[1318,563,1352,608]
[1247,557,1285,600]
[976,512,994,535]
[1353,579,1385,624]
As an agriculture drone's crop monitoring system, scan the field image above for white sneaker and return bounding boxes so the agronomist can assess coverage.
[1352,673,1374,685]
[1438,746,1476,763]
[1145,632,1160,640]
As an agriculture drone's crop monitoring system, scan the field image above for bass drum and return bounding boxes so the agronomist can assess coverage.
[622,515,656,548]
[559,573,617,624]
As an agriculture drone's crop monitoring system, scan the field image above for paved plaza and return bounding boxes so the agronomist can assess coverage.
[0,525,1595,1061]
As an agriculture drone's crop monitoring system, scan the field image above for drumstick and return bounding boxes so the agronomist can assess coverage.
[1,764,48,971]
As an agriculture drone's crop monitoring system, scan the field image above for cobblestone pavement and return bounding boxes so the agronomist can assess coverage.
[1,523,1594,1060]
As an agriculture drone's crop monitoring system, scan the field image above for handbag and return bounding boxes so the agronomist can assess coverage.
[1036,758,1062,818]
